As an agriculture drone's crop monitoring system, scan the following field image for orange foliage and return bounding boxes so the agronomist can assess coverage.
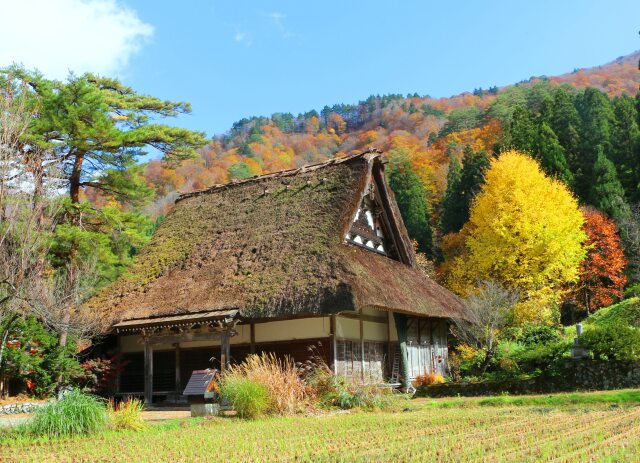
[569,208,628,313]
[138,52,637,219]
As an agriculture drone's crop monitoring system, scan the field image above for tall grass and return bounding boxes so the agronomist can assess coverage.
[223,353,306,415]
[219,377,270,419]
[107,398,146,431]
[306,367,392,410]
[25,389,107,437]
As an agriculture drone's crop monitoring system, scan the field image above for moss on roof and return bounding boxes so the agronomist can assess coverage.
[88,151,467,324]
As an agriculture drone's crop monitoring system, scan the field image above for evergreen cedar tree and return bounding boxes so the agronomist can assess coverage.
[440,145,490,235]
[588,148,630,223]
[386,154,433,256]
[443,151,587,324]
[569,208,628,315]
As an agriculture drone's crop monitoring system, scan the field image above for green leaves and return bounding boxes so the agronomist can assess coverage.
[387,149,433,255]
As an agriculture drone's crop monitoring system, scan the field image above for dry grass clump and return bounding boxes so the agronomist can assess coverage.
[107,398,146,431]
[222,353,306,416]
[413,372,445,388]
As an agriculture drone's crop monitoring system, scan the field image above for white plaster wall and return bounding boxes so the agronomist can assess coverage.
[335,316,359,340]
[363,320,388,342]
[120,335,223,352]
[232,324,251,344]
[254,317,331,343]
[120,334,142,353]
[118,323,253,353]
[336,315,388,342]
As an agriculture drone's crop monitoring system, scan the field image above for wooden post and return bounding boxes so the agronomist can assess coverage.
[386,312,392,379]
[330,315,337,375]
[249,323,256,354]
[143,336,153,406]
[220,330,231,372]
[174,343,181,394]
[115,335,122,394]
[359,311,365,382]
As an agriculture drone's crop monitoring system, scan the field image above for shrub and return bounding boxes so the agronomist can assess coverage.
[413,373,445,387]
[584,297,640,327]
[224,353,306,415]
[510,340,572,377]
[219,377,270,419]
[580,323,640,362]
[519,325,562,346]
[107,398,146,431]
[306,372,392,410]
[624,285,640,299]
[25,389,107,437]
[75,356,126,393]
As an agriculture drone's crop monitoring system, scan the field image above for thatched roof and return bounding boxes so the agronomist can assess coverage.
[88,150,467,325]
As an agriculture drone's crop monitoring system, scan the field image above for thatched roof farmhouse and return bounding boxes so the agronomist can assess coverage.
[90,149,467,402]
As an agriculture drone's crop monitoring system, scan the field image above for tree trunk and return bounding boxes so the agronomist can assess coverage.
[0,313,19,383]
[69,152,84,204]
[480,350,494,376]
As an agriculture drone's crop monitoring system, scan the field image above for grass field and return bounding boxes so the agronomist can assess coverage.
[2,390,640,462]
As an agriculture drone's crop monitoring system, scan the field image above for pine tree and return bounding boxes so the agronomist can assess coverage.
[387,155,433,255]
[589,148,630,223]
[7,69,208,205]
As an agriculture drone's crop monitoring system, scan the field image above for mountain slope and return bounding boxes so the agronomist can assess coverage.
[138,51,640,218]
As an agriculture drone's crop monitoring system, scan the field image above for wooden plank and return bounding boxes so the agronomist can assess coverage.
[145,331,225,346]
[359,312,365,381]
[330,315,337,375]
[249,323,256,354]
[143,336,153,405]
[220,331,231,372]
[174,343,181,393]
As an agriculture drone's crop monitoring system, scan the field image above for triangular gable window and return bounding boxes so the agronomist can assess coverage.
[345,183,396,258]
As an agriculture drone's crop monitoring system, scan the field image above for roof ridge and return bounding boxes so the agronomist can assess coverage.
[176,148,382,203]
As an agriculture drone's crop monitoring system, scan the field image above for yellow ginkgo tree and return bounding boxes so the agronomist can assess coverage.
[443,151,587,324]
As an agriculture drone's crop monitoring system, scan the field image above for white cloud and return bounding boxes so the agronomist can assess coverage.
[234,31,252,47]
[0,0,153,79]
[267,12,295,39]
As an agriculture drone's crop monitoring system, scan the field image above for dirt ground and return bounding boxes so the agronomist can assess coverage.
[140,410,191,421]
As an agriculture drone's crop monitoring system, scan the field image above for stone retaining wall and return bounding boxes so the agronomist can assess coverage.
[416,360,640,397]
[0,402,46,415]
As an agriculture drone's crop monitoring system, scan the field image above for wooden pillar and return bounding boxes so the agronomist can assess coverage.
[330,315,337,375]
[115,334,122,394]
[249,323,256,354]
[174,343,181,394]
[143,336,153,405]
[359,311,365,382]
[386,312,392,378]
[220,330,231,372]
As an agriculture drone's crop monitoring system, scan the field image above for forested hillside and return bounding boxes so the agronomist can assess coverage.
[139,50,639,219]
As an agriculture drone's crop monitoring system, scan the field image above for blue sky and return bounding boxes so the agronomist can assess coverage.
[1,0,639,136]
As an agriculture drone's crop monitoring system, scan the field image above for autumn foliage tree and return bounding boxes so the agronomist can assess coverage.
[568,208,627,316]
[443,151,587,324]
